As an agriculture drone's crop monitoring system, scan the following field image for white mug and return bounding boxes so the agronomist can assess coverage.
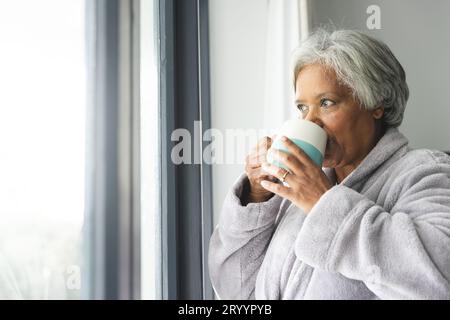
[267,119,327,170]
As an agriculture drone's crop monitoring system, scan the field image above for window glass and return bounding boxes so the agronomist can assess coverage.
[0,0,86,299]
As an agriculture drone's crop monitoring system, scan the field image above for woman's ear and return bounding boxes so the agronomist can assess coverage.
[372,106,384,120]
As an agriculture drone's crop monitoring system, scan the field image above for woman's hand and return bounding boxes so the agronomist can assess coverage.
[243,136,279,204]
[260,136,333,213]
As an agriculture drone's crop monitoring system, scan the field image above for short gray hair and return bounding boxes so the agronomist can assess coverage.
[292,29,409,127]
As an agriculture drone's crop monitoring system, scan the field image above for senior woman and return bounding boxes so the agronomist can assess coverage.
[208,29,450,300]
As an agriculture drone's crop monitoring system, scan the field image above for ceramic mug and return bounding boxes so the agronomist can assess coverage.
[267,119,327,170]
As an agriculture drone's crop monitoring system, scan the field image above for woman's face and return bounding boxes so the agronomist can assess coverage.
[295,64,384,169]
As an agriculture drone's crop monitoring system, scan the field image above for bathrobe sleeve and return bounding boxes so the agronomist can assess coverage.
[208,173,286,299]
[294,156,450,299]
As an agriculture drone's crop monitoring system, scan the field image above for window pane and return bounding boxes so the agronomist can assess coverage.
[140,0,161,299]
[0,0,86,299]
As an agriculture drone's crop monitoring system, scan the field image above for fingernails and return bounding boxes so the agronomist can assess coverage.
[281,136,288,142]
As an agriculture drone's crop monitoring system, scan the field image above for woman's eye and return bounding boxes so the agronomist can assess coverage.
[320,99,335,108]
[297,104,308,113]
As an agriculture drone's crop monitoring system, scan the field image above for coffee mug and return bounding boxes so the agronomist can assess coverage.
[267,119,327,170]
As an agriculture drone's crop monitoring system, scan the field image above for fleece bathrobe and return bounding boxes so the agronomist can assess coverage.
[208,128,450,299]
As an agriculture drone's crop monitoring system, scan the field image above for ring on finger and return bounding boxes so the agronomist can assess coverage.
[280,170,290,183]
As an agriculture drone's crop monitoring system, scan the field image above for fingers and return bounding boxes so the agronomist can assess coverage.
[254,136,273,154]
[246,136,275,168]
[278,136,315,167]
[252,173,278,184]
[266,148,303,176]
[261,161,294,183]
[247,153,270,168]
[260,179,292,199]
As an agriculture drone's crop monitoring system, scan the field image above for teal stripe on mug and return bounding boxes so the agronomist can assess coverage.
[268,138,324,170]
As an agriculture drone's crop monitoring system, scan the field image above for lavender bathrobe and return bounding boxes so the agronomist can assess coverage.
[208,128,450,299]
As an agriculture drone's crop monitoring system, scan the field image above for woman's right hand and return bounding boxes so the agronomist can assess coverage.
[243,136,278,203]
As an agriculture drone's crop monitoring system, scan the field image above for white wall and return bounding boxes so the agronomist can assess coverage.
[310,0,450,151]
[209,0,270,225]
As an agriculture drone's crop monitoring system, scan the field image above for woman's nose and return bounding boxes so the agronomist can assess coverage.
[304,108,324,128]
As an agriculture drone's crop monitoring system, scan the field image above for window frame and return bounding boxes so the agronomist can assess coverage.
[83,0,141,300]
[84,0,213,300]
[159,0,213,300]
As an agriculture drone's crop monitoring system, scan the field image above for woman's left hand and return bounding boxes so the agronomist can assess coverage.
[260,136,333,213]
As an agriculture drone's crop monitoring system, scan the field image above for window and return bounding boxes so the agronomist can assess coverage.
[82,0,162,300]
[0,0,86,299]
[140,0,161,300]
[0,0,210,300]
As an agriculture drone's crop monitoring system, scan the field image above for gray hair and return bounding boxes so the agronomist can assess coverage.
[292,29,409,127]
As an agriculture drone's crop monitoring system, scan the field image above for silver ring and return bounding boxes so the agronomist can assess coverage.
[280,170,289,183]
